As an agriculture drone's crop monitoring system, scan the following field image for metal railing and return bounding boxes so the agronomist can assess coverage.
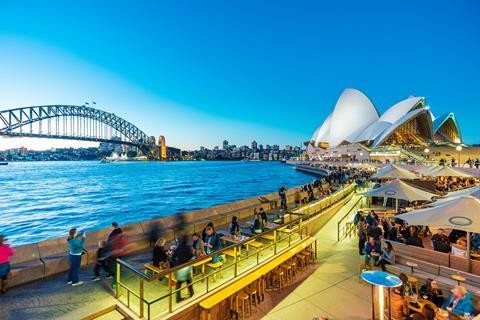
[115,184,356,319]
[336,196,363,242]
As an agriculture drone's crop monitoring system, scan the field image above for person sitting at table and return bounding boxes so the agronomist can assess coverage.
[152,238,170,269]
[406,230,424,248]
[398,273,411,296]
[442,285,474,316]
[376,241,395,271]
[192,233,205,257]
[364,236,381,267]
[204,226,221,254]
[390,286,408,320]
[431,228,449,244]
[228,216,241,235]
[420,278,444,307]
[201,222,214,243]
[252,213,263,234]
[432,229,451,253]
[258,207,268,226]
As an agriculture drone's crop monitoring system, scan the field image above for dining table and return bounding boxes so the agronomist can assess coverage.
[406,296,463,320]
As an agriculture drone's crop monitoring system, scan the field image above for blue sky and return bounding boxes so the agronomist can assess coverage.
[1,0,479,150]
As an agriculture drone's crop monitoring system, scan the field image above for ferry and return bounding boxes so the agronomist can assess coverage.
[0,161,8,165]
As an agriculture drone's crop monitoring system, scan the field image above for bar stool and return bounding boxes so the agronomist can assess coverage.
[285,259,297,280]
[236,292,252,320]
[281,263,294,284]
[245,283,260,310]
[272,268,286,291]
[257,276,266,302]
[305,247,315,264]
[296,253,308,271]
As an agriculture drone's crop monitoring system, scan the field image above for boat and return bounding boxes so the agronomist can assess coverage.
[0,161,8,165]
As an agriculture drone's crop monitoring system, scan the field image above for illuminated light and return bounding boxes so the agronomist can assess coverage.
[456,145,463,152]
[424,148,430,153]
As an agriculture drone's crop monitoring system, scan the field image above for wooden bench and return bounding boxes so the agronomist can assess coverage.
[246,240,264,255]
[206,261,224,282]
[192,257,212,277]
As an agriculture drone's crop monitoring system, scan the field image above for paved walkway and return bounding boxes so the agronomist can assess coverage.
[259,195,373,320]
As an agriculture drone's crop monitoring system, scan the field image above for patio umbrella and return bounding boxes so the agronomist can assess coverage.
[423,166,473,178]
[361,179,437,211]
[396,196,480,271]
[429,186,480,207]
[371,164,418,180]
[415,165,439,175]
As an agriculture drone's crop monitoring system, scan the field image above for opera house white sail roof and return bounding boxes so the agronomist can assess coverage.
[310,88,461,148]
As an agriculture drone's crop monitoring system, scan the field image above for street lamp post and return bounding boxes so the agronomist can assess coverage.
[456,145,463,167]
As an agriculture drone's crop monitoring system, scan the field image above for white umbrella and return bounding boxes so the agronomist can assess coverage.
[372,164,418,180]
[416,165,439,175]
[396,196,480,271]
[423,166,473,178]
[361,179,437,211]
[429,186,480,207]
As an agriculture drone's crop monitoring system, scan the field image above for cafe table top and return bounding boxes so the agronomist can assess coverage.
[406,296,462,320]
[217,230,250,244]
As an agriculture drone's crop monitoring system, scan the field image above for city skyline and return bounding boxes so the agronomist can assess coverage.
[1,1,480,151]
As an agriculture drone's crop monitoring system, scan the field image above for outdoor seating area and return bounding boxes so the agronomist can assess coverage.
[113,184,355,319]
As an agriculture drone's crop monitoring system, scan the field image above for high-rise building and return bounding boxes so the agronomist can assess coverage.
[251,140,258,151]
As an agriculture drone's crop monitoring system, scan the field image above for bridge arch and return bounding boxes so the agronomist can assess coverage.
[0,105,157,158]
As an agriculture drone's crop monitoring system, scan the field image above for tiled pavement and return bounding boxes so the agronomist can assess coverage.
[260,195,373,320]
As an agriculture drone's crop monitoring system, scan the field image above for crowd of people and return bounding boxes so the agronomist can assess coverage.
[354,208,480,318]
[388,275,479,319]
[435,176,478,192]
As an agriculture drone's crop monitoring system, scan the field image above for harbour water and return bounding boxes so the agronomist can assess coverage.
[0,161,315,246]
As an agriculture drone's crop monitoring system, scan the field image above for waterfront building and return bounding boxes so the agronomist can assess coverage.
[308,88,464,162]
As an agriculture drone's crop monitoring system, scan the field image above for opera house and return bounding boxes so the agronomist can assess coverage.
[308,88,463,161]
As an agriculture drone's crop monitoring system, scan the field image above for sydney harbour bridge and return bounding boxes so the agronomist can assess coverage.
[0,105,165,159]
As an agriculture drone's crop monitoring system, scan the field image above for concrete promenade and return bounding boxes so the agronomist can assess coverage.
[260,194,372,320]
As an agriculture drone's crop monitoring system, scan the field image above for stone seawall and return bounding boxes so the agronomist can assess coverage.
[7,183,326,288]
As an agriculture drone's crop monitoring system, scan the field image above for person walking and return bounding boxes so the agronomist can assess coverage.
[92,240,113,281]
[0,235,15,293]
[67,228,86,286]
[172,235,194,303]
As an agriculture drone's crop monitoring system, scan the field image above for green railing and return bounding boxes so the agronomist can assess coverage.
[115,183,355,319]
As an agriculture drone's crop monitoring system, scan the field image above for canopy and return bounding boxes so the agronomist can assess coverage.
[429,186,480,207]
[395,196,480,233]
[422,166,473,178]
[415,165,439,175]
[361,179,437,202]
[371,164,418,180]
